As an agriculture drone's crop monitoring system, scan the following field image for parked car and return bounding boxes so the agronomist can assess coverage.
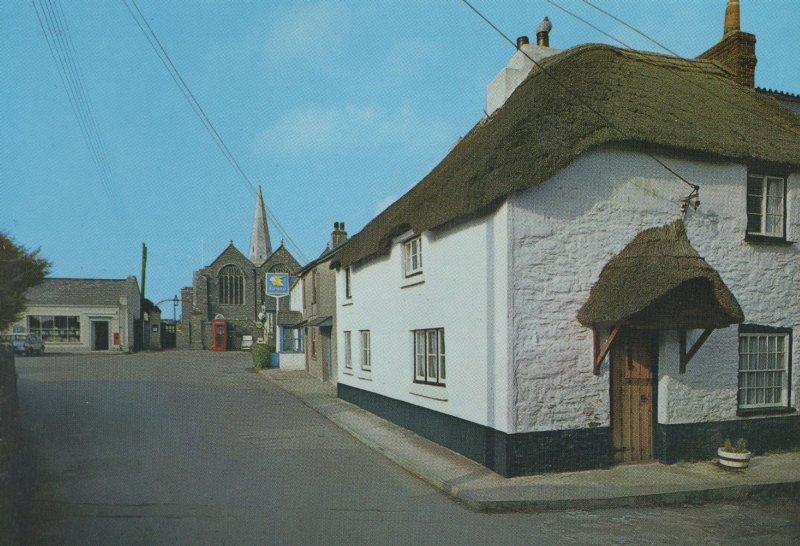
[0,333,45,356]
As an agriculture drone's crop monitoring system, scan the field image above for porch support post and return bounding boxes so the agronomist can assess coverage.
[679,328,714,373]
[594,323,622,375]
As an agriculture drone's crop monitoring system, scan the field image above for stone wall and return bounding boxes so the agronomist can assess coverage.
[0,344,23,541]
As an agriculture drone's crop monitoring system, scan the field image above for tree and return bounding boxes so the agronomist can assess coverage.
[0,232,50,332]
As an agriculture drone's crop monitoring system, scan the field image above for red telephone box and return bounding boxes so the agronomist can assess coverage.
[212,315,227,352]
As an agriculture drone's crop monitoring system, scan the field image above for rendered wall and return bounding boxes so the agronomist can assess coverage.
[509,148,799,433]
[336,206,512,433]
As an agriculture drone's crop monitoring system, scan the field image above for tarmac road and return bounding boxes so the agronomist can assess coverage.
[14,351,800,545]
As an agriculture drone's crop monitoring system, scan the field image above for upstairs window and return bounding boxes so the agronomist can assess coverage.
[311,269,319,304]
[344,267,352,299]
[747,174,785,239]
[219,265,244,305]
[403,236,423,277]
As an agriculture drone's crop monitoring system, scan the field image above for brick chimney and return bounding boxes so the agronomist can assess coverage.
[697,0,756,87]
[331,222,348,249]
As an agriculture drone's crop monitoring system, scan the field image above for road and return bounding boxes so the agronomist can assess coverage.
[14,351,800,545]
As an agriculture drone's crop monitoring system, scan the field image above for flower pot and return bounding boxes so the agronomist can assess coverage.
[717,448,751,470]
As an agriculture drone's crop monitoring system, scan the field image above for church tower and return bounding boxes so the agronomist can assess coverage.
[248,185,272,265]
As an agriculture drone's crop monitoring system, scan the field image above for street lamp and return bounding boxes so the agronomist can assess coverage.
[173,295,179,323]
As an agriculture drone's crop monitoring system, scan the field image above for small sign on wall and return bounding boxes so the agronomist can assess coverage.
[113,332,120,345]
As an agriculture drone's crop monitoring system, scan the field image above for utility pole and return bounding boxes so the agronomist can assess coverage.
[140,243,147,352]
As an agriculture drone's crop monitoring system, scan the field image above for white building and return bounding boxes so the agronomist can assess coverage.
[332,8,800,476]
[13,277,141,353]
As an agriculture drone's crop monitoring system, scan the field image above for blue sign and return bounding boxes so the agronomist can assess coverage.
[266,273,289,296]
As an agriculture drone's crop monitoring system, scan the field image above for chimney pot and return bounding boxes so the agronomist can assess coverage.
[334,222,339,230]
[516,36,529,49]
[724,0,740,35]
[536,16,552,47]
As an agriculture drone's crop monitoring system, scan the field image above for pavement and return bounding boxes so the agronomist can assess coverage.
[261,369,800,513]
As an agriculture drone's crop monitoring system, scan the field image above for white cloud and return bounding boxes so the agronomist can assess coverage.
[265,3,349,63]
[255,101,452,156]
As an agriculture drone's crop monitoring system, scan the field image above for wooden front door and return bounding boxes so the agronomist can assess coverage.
[611,329,655,464]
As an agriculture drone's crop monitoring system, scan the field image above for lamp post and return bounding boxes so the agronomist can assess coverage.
[173,295,178,323]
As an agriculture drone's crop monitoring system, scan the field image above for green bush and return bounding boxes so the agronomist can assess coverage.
[251,343,269,370]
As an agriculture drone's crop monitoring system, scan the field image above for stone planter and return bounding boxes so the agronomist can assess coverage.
[717,448,751,470]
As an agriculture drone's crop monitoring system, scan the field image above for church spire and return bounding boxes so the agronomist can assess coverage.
[249,185,272,265]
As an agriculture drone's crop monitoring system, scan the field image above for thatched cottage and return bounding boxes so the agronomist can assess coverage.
[332,3,800,476]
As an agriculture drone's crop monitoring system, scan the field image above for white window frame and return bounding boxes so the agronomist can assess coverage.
[738,329,790,411]
[344,331,352,370]
[345,267,352,299]
[413,328,445,386]
[360,330,371,371]
[746,174,785,239]
[403,236,423,277]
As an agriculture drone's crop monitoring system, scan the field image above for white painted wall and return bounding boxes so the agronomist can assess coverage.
[509,148,799,432]
[486,44,560,116]
[336,205,513,432]
[13,305,125,352]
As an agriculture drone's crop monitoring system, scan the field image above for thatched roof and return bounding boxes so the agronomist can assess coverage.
[334,44,800,269]
[576,221,744,329]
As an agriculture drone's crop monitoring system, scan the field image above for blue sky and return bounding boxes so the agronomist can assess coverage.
[3,1,799,313]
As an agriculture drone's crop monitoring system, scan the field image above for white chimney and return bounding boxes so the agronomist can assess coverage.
[486,17,560,116]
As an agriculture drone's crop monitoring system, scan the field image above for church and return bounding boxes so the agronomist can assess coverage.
[180,187,301,350]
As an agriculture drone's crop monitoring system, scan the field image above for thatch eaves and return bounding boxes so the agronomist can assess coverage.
[576,221,744,329]
[334,44,800,270]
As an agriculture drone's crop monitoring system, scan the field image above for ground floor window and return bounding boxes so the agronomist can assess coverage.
[738,326,791,410]
[360,330,371,371]
[280,327,303,352]
[344,331,352,370]
[414,328,445,386]
[28,315,80,343]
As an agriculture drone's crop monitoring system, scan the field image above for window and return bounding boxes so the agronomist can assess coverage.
[403,236,423,277]
[345,267,352,299]
[738,327,791,411]
[344,331,352,369]
[414,328,445,386]
[360,330,371,371]
[28,315,80,342]
[219,265,244,305]
[311,269,319,304]
[747,174,785,239]
[281,327,302,352]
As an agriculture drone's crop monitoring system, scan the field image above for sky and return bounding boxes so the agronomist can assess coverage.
[2,1,799,315]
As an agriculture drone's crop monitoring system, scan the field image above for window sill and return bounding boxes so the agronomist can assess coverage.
[401,275,425,289]
[342,300,354,307]
[744,234,794,245]
[342,368,354,376]
[410,382,448,401]
[737,406,796,417]
[357,370,372,381]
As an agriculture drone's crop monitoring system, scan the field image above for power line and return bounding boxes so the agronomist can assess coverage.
[121,0,308,263]
[459,0,699,193]
[578,0,679,57]
[31,0,120,204]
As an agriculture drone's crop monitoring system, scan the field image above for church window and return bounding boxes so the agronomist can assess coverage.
[219,265,245,305]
